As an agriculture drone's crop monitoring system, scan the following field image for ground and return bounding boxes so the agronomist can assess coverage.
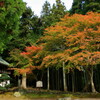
[0,88,100,100]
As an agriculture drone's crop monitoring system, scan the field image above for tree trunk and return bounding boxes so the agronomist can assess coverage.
[18,76,21,88]
[83,67,96,92]
[21,73,27,89]
[72,70,75,92]
[47,67,50,90]
[90,67,96,93]
[63,62,67,91]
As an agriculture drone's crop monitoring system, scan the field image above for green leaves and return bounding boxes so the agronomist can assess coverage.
[41,0,67,29]
[70,0,100,14]
[0,0,26,54]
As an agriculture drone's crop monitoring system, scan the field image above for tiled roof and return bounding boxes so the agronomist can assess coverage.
[0,57,9,66]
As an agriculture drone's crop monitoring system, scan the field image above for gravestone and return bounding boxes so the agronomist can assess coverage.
[36,81,43,88]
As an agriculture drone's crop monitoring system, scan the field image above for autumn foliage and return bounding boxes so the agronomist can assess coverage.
[10,46,42,74]
[39,12,100,69]
[10,12,100,73]
[9,12,100,91]
[0,1,4,7]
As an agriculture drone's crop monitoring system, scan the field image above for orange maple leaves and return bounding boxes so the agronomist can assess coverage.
[21,46,42,56]
[11,46,42,74]
[39,12,100,69]
[11,12,100,73]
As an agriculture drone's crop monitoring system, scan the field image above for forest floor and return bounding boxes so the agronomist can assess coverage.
[0,88,100,100]
[0,92,100,100]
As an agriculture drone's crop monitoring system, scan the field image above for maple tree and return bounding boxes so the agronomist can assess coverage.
[38,12,100,92]
[9,46,42,89]
[64,12,100,92]
[9,12,100,91]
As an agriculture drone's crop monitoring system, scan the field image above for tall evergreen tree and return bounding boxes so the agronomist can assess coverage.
[70,0,100,14]
[31,16,43,36]
[41,1,51,16]
[40,0,67,28]
[0,0,25,53]
[40,1,51,28]
[6,7,33,51]
[50,0,67,25]
[19,7,35,47]
[20,7,33,37]
[85,0,100,13]
[7,7,41,51]
[20,7,42,45]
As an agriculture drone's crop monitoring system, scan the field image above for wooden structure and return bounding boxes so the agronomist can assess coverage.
[0,57,11,88]
[0,57,10,73]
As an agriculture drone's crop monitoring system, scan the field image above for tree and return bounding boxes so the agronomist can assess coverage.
[58,12,100,92]
[40,0,67,29]
[52,0,66,15]
[20,7,42,43]
[38,26,69,91]
[38,12,100,92]
[31,16,43,36]
[50,0,67,25]
[40,53,68,91]
[4,6,42,60]
[68,28,100,92]
[0,0,25,53]
[41,1,51,16]
[9,46,42,89]
[70,0,100,14]
[41,1,51,28]
[20,7,33,38]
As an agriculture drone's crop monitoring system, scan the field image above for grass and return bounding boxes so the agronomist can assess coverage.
[24,92,100,99]
[71,92,100,98]
[0,88,100,100]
